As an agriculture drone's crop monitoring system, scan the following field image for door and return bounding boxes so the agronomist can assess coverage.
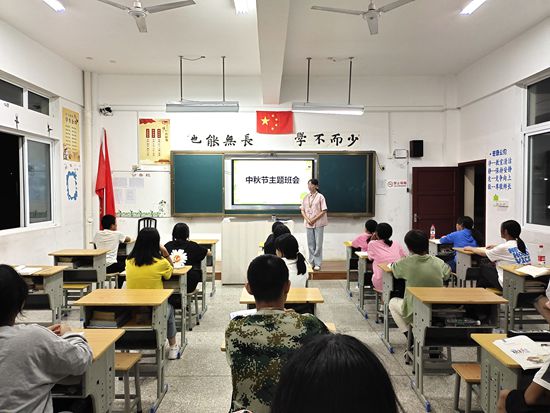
[412,167,461,237]
[459,160,487,242]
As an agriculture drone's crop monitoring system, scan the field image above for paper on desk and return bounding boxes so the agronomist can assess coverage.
[17,266,42,275]
[516,265,550,278]
[230,309,257,320]
[355,251,369,258]
[494,335,550,370]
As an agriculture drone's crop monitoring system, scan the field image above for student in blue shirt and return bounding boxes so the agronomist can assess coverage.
[439,216,484,272]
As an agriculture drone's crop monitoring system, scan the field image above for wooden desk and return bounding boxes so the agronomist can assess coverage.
[52,328,124,413]
[74,289,173,412]
[471,333,533,413]
[50,249,110,287]
[16,265,64,323]
[240,287,324,315]
[378,263,397,353]
[344,241,356,296]
[500,264,550,330]
[355,251,370,318]
[220,322,337,351]
[409,287,508,410]
[191,239,218,297]
[453,247,483,288]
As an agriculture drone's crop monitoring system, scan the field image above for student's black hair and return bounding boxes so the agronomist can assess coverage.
[271,221,284,233]
[376,223,394,247]
[404,229,429,255]
[247,254,289,302]
[365,219,378,233]
[172,222,190,241]
[275,233,307,275]
[273,223,291,238]
[271,334,398,413]
[127,227,162,266]
[457,216,484,246]
[0,264,29,326]
[308,178,320,192]
[101,214,116,230]
[501,220,527,254]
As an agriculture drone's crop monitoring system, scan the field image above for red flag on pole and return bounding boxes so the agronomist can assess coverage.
[256,111,293,134]
[95,129,116,228]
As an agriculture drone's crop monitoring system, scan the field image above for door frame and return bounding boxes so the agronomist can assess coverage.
[458,159,486,241]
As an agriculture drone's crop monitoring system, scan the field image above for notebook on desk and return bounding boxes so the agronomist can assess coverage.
[517,265,550,278]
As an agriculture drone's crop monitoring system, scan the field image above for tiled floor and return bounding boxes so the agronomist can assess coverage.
[25,280,510,412]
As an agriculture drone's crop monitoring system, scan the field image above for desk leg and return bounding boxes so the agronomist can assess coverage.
[357,259,367,318]
[201,262,207,317]
[179,276,188,351]
[210,244,217,297]
[345,246,352,297]
[151,347,168,413]
[381,301,394,353]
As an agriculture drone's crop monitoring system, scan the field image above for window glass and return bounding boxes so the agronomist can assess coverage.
[0,79,23,106]
[28,91,49,115]
[0,132,22,230]
[527,132,550,226]
[28,140,52,223]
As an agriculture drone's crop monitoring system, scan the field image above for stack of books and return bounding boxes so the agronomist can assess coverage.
[89,309,131,327]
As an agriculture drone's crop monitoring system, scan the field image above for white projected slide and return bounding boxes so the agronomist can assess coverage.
[232,159,314,206]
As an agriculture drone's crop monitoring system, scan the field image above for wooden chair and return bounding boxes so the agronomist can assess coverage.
[452,363,481,413]
[137,217,157,232]
[62,283,92,315]
[113,352,142,413]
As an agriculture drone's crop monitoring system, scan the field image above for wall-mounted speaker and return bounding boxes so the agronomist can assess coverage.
[410,140,424,158]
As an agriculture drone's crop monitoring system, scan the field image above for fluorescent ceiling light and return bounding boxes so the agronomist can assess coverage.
[234,0,256,15]
[292,102,365,116]
[42,0,65,12]
[460,0,487,15]
[166,100,239,113]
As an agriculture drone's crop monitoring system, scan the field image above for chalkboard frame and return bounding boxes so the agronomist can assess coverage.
[171,151,376,217]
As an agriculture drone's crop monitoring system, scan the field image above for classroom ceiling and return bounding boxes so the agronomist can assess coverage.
[1,0,550,102]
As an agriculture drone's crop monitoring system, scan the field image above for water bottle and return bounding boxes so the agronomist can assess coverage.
[538,244,546,266]
[430,224,436,240]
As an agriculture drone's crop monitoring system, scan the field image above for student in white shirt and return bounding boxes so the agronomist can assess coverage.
[93,214,131,287]
[464,220,531,290]
[275,233,308,288]
[498,359,550,412]
[0,264,92,413]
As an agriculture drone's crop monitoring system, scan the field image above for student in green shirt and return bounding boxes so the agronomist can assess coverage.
[388,230,451,334]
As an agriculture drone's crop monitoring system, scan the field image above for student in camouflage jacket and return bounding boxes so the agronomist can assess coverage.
[225,254,329,413]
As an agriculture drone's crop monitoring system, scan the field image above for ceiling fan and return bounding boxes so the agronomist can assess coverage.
[97,0,196,33]
[311,0,414,35]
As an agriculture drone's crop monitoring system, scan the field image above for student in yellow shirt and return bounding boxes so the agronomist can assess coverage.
[125,227,180,359]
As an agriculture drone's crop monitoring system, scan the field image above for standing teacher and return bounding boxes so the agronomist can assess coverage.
[301,178,328,271]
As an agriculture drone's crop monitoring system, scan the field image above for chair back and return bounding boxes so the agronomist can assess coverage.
[137,217,157,232]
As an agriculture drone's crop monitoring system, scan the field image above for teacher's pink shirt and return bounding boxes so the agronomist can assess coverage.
[366,239,406,292]
[301,192,328,228]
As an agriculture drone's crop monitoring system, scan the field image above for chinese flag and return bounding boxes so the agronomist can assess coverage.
[95,129,116,228]
[256,111,293,134]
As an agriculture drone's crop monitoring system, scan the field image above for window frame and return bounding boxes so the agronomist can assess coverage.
[24,136,54,228]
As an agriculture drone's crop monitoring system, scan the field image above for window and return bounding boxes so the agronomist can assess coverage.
[28,91,49,115]
[0,79,23,106]
[0,131,54,231]
[527,132,550,226]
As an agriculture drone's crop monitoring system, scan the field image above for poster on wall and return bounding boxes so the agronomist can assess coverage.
[487,148,513,208]
[138,118,171,165]
[62,108,80,162]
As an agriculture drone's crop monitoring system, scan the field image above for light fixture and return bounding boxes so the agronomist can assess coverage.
[42,0,65,12]
[292,57,365,116]
[166,56,239,113]
[460,0,487,15]
[233,0,256,15]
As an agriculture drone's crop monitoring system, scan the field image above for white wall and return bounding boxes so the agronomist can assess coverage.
[0,20,84,265]
[95,73,451,260]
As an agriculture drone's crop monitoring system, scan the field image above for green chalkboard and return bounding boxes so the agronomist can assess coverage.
[318,153,374,214]
[171,152,375,216]
[172,153,223,214]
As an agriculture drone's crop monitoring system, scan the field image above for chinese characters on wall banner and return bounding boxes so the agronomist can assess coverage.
[487,148,513,192]
[62,108,80,162]
[138,119,171,164]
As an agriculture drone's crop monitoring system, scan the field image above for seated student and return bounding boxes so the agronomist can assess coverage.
[366,223,406,292]
[126,227,180,360]
[225,255,329,413]
[498,360,550,412]
[271,334,398,413]
[0,264,92,413]
[164,223,208,293]
[351,219,378,251]
[93,214,131,287]
[263,222,291,255]
[439,216,483,272]
[275,233,309,288]
[464,220,531,290]
[389,230,450,335]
